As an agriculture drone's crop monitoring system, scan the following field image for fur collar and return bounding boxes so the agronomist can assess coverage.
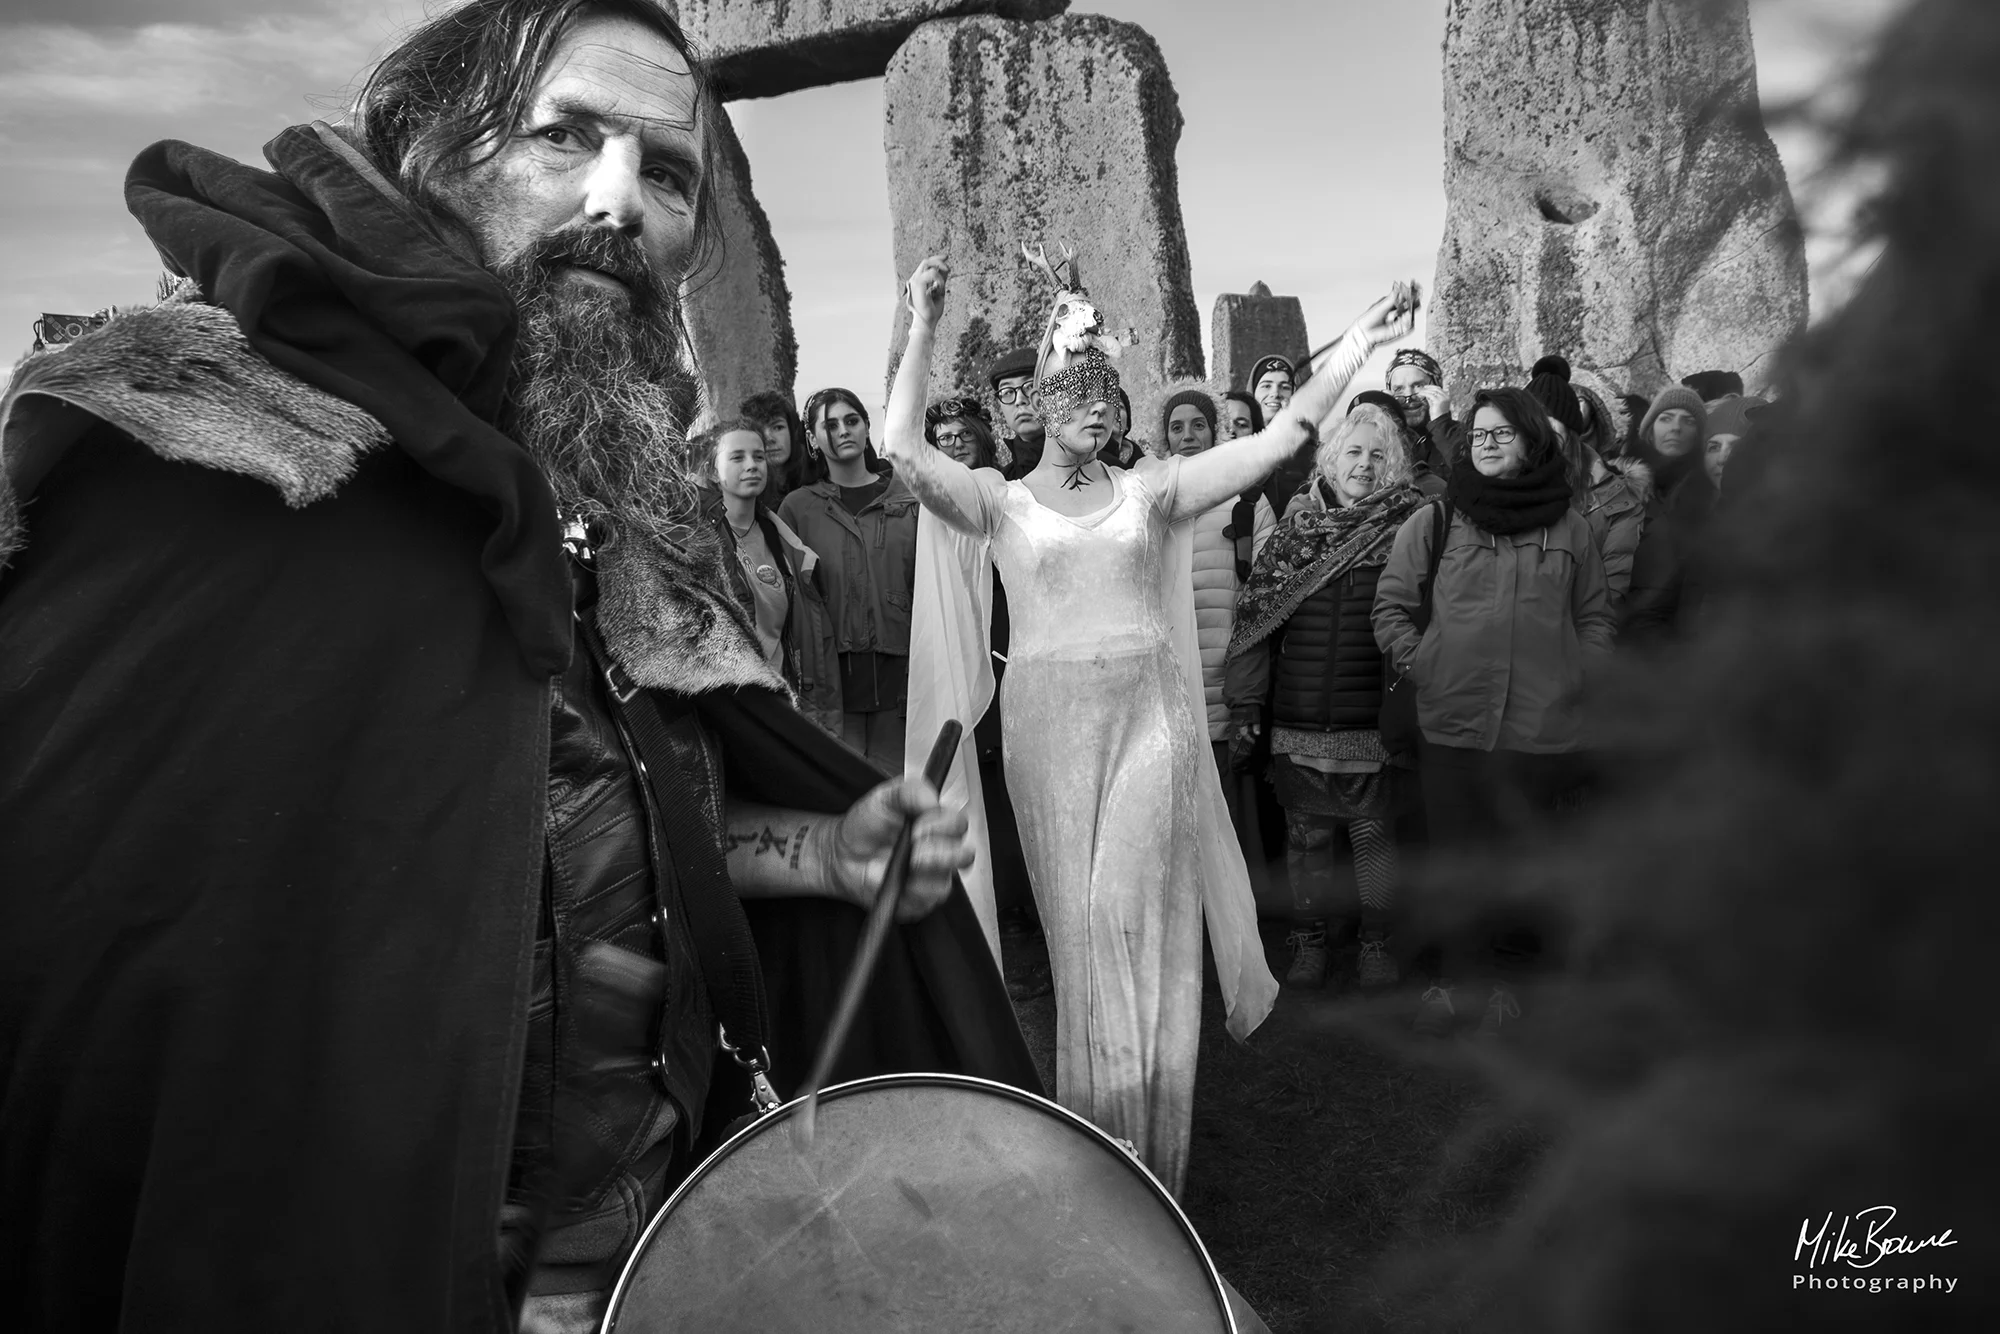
[1,291,390,567]
[1605,454,1655,504]
[0,295,783,697]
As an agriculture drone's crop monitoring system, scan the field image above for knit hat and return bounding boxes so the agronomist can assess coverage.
[1245,354,1295,394]
[986,345,1039,394]
[1637,385,1709,452]
[1524,354,1585,435]
[1159,387,1218,451]
[1349,389,1405,417]
[1704,394,1767,441]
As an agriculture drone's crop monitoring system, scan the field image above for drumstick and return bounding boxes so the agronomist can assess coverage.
[792,720,963,1152]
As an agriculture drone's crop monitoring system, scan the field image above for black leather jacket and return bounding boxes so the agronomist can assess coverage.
[504,574,718,1289]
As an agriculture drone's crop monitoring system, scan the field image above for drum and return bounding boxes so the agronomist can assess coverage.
[601,1073,1236,1333]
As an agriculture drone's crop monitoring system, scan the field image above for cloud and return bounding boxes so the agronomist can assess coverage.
[0,1,431,357]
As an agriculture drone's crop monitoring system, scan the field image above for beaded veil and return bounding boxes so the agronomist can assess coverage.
[1023,242,1136,427]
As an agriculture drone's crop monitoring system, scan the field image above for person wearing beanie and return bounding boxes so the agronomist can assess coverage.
[1385,347,1456,478]
[1624,384,1718,642]
[1524,355,1585,434]
[988,345,1045,479]
[1246,353,1296,425]
[1522,354,1595,518]
[1703,395,1766,488]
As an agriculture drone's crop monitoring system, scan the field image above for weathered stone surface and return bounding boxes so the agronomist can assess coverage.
[1212,281,1310,393]
[884,15,1204,419]
[1430,0,1807,401]
[682,103,797,425]
[680,0,1068,100]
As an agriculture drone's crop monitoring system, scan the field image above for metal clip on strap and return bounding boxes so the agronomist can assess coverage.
[719,1026,783,1114]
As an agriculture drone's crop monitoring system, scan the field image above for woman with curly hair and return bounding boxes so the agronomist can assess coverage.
[1226,402,1431,989]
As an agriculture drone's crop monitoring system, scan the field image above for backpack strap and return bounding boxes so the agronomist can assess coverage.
[1414,500,1452,631]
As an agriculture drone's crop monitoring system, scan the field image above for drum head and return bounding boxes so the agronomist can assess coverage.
[603,1074,1234,1333]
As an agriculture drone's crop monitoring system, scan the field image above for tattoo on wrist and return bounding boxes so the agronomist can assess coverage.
[789,824,809,871]
[726,825,795,858]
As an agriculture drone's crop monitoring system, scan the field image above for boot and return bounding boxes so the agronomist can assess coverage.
[1282,924,1329,988]
[1355,933,1399,988]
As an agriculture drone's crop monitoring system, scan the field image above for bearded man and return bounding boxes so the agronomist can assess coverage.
[0,2,1033,1331]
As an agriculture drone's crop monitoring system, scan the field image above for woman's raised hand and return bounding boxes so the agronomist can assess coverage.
[906,255,951,328]
[1357,280,1422,346]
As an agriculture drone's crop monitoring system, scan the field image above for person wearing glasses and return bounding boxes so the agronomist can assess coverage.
[778,389,921,771]
[987,346,1047,479]
[1373,387,1615,1037]
[1384,347,1456,479]
[925,396,1001,470]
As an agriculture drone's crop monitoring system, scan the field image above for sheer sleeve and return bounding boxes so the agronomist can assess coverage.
[1129,453,1182,519]
[890,440,1007,538]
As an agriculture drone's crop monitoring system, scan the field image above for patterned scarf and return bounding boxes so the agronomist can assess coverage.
[1227,477,1427,658]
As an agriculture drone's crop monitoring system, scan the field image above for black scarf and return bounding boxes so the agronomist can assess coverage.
[1447,449,1573,535]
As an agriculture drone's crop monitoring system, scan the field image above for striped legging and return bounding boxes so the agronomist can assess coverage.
[1284,812,1397,924]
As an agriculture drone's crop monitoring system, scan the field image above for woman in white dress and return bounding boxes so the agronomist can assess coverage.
[884,253,1417,1195]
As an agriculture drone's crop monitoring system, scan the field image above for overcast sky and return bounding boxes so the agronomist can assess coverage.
[0,0,1907,402]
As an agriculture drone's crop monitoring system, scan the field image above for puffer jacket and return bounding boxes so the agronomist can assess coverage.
[704,489,843,736]
[1193,489,1277,738]
[1584,454,1650,616]
[1372,507,1615,754]
[777,473,921,657]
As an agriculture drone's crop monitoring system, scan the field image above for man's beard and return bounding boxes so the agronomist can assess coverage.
[493,228,706,549]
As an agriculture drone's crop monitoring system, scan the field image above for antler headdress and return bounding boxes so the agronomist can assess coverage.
[1022,240,1136,428]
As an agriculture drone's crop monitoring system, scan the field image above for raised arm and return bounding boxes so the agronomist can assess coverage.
[881,255,1003,537]
[1168,282,1421,522]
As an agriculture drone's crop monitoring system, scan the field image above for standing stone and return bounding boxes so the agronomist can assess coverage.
[1430,0,1807,401]
[682,104,797,425]
[884,15,1204,418]
[681,0,1068,100]
[1211,281,1310,393]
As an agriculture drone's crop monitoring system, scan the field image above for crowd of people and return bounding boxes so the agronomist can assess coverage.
[1,0,1870,1328]
[698,278,1773,1048]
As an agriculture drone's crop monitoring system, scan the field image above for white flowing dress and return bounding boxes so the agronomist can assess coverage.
[899,450,1277,1197]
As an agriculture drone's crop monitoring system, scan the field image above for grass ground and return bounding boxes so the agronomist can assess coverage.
[1003,921,1548,1334]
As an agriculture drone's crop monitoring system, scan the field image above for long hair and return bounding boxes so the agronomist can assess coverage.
[1573,382,1619,465]
[929,412,998,471]
[349,0,720,281]
[802,388,885,475]
[739,391,810,495]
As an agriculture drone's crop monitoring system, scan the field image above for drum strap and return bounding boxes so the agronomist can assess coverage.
[570,568,778,1114]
